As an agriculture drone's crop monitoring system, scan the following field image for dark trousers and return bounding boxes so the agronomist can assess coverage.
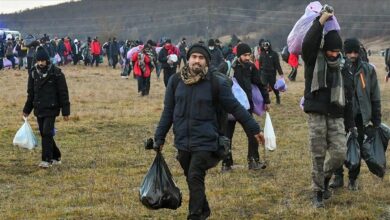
[0,58,3,70]
[288,67,297,81]
[6,55,16,69]
[137,76,150,96]
[334,115,364,180]
[163,67,176,87]
[18,56,24,69]
[177,150,220,220]
[27,57,34,74]
[73,54,80,65]
[156,63,162,79]
[112,55,118,69]
[91,55,99,67]
[37,117,61,162]
[261,73,279,98]
[178,55,187,67]
[222,112,259,167]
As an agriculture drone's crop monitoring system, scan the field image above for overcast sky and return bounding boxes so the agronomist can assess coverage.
[0,0,78,14]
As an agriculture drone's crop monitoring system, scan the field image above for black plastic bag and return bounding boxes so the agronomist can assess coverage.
[379,123,390,151]
[361,126,386,178]
[346,133,360,171]
[139,151,182,210]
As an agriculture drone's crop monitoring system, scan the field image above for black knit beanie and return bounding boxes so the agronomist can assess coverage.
[237,43,252,57]
[344,38,361,53]
[35,46,50,61]
[323,30,342,51]
[187,43,211,65]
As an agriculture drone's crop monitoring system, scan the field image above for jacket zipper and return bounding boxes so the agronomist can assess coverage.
[187,86,193,149]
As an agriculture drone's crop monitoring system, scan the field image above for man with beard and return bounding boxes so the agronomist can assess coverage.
[330,38,381,191]
[154,43,264,219]
[23,46,70,168]
[302,11,354,208]
[221,43,270,172]
[259,40,284,104]
[158,39,179,87]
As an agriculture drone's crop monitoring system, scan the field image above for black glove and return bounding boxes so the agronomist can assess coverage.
[348,127,358,138]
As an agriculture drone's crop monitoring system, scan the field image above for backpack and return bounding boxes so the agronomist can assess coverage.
[281,46,290,63]
[171,71,231,136]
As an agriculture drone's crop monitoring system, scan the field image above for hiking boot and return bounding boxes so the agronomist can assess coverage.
[38,161,52,169]
[312,191,324,208]
[323,177,332,200]
[248,160,266,170]
[221,165,232,173]
[348,179,358,191]
[330,175,344,189]
[276,96,281,105]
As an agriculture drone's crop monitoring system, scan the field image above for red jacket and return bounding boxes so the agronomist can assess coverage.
[64,39,72,56]
[91,40,101,55]
[288,53,299,68]
[132,51,151,77]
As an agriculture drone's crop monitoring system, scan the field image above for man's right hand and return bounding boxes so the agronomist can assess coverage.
[254,132,265,145]
[319,11,334,25]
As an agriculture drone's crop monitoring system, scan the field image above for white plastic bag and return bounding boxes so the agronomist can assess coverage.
[264,112,276,151]
[13,117,38,150]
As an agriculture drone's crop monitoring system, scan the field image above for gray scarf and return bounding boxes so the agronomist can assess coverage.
[311,51,345,107]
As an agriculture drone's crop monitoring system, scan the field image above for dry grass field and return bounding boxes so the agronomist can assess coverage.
[1,55,390,219]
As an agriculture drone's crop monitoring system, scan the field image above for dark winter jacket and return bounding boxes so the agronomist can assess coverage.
[23,64,70,118]
[259,49,283,76]
[57,41,66,56]
[154,69,260,152]
[302,19,353,121]
[232,60,271,107]
[0,42,4,57]
[347,58,381,126]
[110,40,120,57]
[209,48,224,70]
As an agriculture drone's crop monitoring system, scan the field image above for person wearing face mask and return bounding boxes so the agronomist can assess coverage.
[154,43,264,219]
[208,39,224,70]
[259,40,284,104]
[302,11,355,208]
[330,38,381,191]
[221,43,271,172]
[23,46,70,169]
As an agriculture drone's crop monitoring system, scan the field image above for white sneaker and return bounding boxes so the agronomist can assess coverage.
[38,161,52,168]
[51,159,62,165]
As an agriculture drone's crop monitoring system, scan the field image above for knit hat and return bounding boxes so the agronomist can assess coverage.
[237,43,252,57]
[187,43,211,65]
[344,38,361,53]
[35,46,50,61]
[208,39,215,47]
[323,30,342,51]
